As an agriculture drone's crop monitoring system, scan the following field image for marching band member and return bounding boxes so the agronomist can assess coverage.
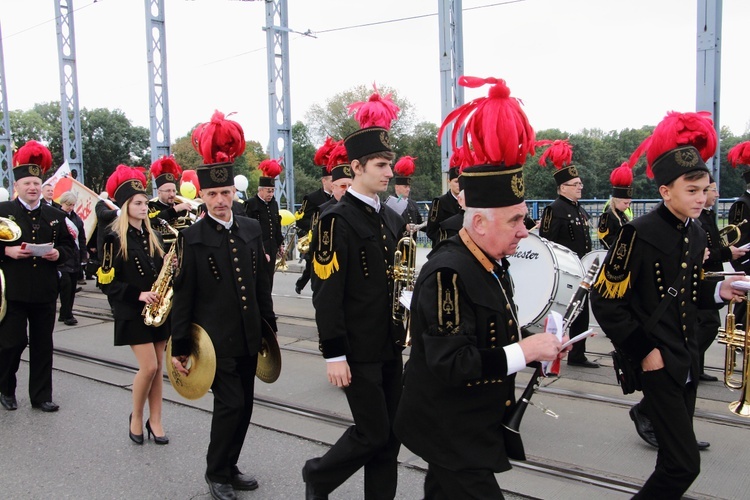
[727,142,750,327]
[597,162,634,250]
[97,165,169,445]
[385,156,423,233]
[0,141,75,413]
[148,156,192,241]
[425,163,462,247]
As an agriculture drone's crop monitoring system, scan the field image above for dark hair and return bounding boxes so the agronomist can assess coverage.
[665,169,709,188]
[356,151,396,166]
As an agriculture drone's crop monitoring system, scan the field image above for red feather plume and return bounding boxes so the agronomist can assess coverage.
[394,156,416,177]
[14,140,53,173]
[181,169,200,192]
[347,83,400,130]
[536,139,573,169]
[326,141,349,174]
[438,77,535,167]
[258,158,282,178]
[728,141,750,168]
[150,155,183,180]
[610,161,633,187]
[195,110,246,164]
[314,137,337,166]
[449,145,474,170]
[628,111,717,179]
[105,164,147,200]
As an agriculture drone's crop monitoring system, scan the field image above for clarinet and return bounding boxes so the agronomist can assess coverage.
[502,256,602,436]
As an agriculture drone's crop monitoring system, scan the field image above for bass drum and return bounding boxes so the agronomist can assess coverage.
[507,233,584,328]
[581,250,607,275]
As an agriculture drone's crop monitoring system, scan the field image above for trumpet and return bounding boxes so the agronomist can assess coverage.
[0,217,22,323]
[392,235,418,346]
[720,219,747,247]
[275,222,297,272]
[717,294,750,417]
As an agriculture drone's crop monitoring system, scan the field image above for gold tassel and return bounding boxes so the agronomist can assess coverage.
[148,211,159,219]
[96,267,115,285]
[313,253,339,280]
[593,264,630,299]
[597,228,609,241]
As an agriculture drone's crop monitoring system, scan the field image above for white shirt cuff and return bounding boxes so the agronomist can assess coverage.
[504,343,527,376]
[713,282,722,303]
[325,355,347,363]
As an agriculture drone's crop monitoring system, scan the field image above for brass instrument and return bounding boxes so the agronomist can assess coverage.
[392,235,418,346]
[166,323,216,400]
[717,294,750,417]
[142,221,179,327]
[296,231,311,254]
[0,217,22,323]
[720,219,747,248]
[275,222,297,272]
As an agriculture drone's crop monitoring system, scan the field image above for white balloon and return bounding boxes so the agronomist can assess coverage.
[0,187,9,202]
[234,174,249,191]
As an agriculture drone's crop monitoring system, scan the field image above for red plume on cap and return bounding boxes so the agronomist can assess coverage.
[150,155,183,180]
[258,158,282,179]
[728,141,750,168]
[450,145,474,171]
[536,139,573,169]
[326,141,349,173]
[14,140,53,173]
[394,156,416,177]
[438,77,535,167]
[105,164,147,199]
[181,169,200,191]
[627,111,717,178]
[314,137,337,166]
[347,83,400,130]
[610,161,633,187]
[194,110,246,164]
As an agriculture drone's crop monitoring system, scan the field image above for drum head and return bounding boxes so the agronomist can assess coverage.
[507,234,557,327]
[581,250,607,274]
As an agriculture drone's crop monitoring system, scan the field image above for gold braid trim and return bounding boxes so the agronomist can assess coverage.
[96,239,116,285]
[313,217,338,280]
[593,263,630,299]
[597,227,609,242]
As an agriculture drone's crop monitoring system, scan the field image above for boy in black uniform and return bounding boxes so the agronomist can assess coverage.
[591,111,744,498]
[726,142,750,327]
[539,139,596,367]
[385,156,424,233]
[244,159,283,291]
[0,141,75,412]
[303,88,405,500]
[394,76,567,499]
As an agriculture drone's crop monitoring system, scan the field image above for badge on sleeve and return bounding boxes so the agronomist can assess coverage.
[541,206,553,233]
[313,216,339,280]
[597,212,610,242]
[96,233,116,285]
[594,224,636,299]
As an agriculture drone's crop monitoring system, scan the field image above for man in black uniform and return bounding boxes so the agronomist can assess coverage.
[727,146,750,327]
[425,165,461,246]
[148,156,193,242]
[591,112,744,498]
[171,111,276,500]
[0,140,75,412]
[539,144,597,368]
[395,76,567,499]
[302,88,405,500]
[244,159,283,291]
[385,156,424,234]
[295,152,333,294]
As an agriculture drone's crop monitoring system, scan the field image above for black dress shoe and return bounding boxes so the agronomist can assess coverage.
[295,283,303,295]
[32,401,59,412]
[699,373,718,382]
[230,469,258,491]
[697,440,710,451]
[0,393,18,411]
[64,317,78,326]
[629,405,658,448]
[568,359,600,368]
[205,474,237,500]
[302,466,328,500]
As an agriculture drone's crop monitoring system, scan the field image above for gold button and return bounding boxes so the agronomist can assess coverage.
[235,268,240,272]
[243,306,248,310]
[682,325,686,331]
[684,237,689,243]
[505,400,512,407]
[491,337,496,342]
[238,277,243,282]
[230,239,235,243]
[489,322,495,327]
[234,258,238,262]
[233,248,237,253]
[241,296,247,301]
[508,320,513,326]
[241,286,246,291]
[510,335,516,341]
[681,263,687,269]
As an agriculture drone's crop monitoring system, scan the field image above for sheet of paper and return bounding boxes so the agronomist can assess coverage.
[561,329,595,349]
[399,290,413,310]
[20,242,54,257]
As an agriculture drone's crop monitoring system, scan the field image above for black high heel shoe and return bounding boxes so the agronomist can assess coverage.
[145,419,169,445]
[129,413,144,445]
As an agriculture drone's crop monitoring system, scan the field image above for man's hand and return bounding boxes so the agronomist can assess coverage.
[174,202,193,213]
[171,355,190,376]
[139,291,160,304]
[5,245,32,260]
[518,333,563,363]
[730,245,748,260]
[641,348,664,372]
[41,248,60,261]
[719,275,748,301]
[326,360,352,388]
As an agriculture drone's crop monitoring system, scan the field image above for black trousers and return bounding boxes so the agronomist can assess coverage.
[696,309,721,374]
[206,354,258,483]
[567,298,590,363]
[303,357,403,500]
[296,252,312,290]
[424,462,503,500]
[0,300,56,403]
[635,370,699,499]
[58,271,78,320]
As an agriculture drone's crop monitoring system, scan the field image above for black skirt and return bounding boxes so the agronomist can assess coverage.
[114,318,170,346]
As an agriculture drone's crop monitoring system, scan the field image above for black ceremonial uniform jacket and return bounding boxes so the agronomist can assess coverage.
[394,234,519,473]
[438,212,463,241]
[698,208,731,273]
[311,191,405,362]
[95,199,119,256]
[597,208,629,250]
[426,191,461,246]
[401,197,423,227]
[99,225,164,320]
[591,203,721,386]
[170,215,275,359]
[540,196,591,258]
[148,199,189,226]
[729,191,750,272]
[0,199,75,305]
[245,195,283,259]
[297,188,332,236]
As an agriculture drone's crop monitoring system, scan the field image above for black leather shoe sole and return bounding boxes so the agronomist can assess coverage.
[0,394,18,411]
[699,373,718,382]
[230,474,258,491]
[205,474,236,500]
[629,406,658,448]
[697,440,710,450]
[32,401,59,412]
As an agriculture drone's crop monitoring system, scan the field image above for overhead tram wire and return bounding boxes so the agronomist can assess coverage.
[1,0,99,41]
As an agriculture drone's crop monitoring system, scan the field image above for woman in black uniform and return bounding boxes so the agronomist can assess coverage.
[598,162,634,249]
[97,165,169,445]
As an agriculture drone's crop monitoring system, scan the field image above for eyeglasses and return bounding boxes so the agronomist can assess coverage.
[562,182,584,188]
[158,189,177,194]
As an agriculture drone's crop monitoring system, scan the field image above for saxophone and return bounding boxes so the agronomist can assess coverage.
[142,221,179,327]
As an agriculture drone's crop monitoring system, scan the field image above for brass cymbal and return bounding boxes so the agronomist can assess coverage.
[256,318,281,383]
[166,323,216,400]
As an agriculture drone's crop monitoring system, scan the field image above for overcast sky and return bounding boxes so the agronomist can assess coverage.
[2,0,749,152]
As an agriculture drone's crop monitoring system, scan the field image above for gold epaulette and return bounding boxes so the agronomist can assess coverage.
[313,217,338,280]
[593,225,636,299]
[96,235,116,285]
